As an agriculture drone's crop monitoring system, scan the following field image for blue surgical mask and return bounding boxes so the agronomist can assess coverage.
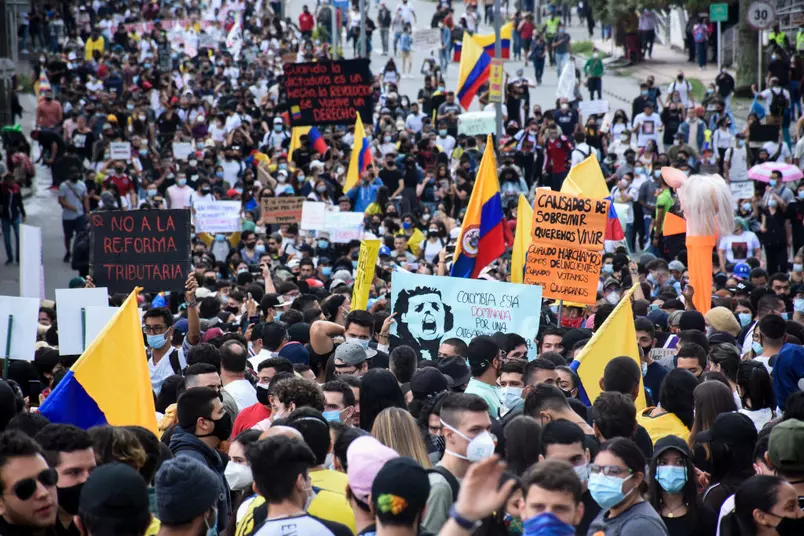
[588,473,633,510]
[794,263,803,273]
[216,171,224,178]
[770,179,778,188]
[352,260,359,269]
[752,341,764,355]
[655,466,687,494]
[500,386,523,410]
[601,264,614,275]
[318,239,329,249]
[345,337,370,350]
[794,299,804,314]
[255,244,266,255]
[402,221,412,230]
[177,178,187,186]
[522,512,575,536]
[769,199,778,208]
[322,409,343,422]
[215,234,226,242]
[321,266,332,277]
[741,202,753,212]
[738,312,752,327]
[147,189,157,197]
[146,333,168,349]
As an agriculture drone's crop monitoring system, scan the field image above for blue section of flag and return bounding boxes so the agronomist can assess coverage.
[39,371,107,430]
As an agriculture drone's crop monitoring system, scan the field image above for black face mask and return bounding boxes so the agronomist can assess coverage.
[256,384,270,406]
[200,411,233,442]
[57,482,84,515]
[775,515,804,536]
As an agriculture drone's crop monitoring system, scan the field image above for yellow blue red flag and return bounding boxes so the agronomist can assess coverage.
[456,32,491,110]
[344,114,372,192]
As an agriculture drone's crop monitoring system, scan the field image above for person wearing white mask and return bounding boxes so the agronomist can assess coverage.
[225,430,260,509]
[498,361,525,417]
[422,392,496,534]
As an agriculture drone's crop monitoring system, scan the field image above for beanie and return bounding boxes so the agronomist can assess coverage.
[155,457,221,525]
[704,307,741,337]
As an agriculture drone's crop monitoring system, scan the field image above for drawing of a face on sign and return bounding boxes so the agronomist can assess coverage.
[393,286,454,360]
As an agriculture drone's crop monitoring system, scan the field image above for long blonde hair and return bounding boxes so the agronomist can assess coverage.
[371,407,432,468]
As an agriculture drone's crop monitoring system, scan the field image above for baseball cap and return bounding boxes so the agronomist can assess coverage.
[437,357,471,388]
[667,310,684,328]
[647,309,669,330]
[79,463,149,524]
[410,368,449,400]
[334,342,373,365]
[652,435,692,459]
[371,457,431,525]
[668,260,685,272]
[769,419,804,473]
[695,412,757,445]
[733,262,751,280]
[278,341,310,365]
[603,277,621,290]
[346,436,399,504]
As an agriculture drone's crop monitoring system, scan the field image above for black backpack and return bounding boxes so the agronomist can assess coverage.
[770,89,788,117]
[427,466,460,502]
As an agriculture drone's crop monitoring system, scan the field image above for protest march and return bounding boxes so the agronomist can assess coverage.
[2,0,804,535]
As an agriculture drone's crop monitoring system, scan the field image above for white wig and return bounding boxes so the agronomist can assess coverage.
[662,167,734,237]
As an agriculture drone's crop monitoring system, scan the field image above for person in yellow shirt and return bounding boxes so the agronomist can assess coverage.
[84,28,105,61]
[636,368,697,445]
[395,214,425,257]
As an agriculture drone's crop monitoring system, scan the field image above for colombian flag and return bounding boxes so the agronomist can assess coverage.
[291,105,302,121]
[456,32,491,110]
[452,39,462,62]
[511,194,533,284]
[473,22,512,60]
[344,114,371,192]
[308,127,328,155]
[562,155,625,241]
[451,134,504,278]
[40,289,158,434]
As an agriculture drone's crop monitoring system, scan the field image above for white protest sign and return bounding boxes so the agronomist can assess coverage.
[110,142,132,161]
[19,224,44,299]
[414,29,441,49]
[172,142,194,161]
[198,34,218,49]
[0,296,41,361]
[301,202,327,231]
[556,59,576,100]
[730,181,754,200]
[390,271,543,360]
[458,111,496,136]
[650,347,676,370]
[195,201,241,233]
[327,212,365,243]
[83,306,120,349]
[578,99,609,117]
[55,288,109,355]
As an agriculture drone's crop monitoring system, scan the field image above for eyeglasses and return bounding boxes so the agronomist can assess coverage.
[11,468,58,501]
[143,325,168,335]
[589,464,632,477]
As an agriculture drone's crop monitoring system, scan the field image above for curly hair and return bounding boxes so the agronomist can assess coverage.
[272,377,325,412]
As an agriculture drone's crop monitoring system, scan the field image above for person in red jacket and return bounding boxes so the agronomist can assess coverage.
[543,123,573,191]
[299,5,315,38]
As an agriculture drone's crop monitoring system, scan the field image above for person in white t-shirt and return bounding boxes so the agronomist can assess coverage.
[762,140,792,163]
[166,173,193,209]
[667,72,694,108]
[724,135,749,182]
[221,340,258,412]
[396,0,417,26]
[632,102,663,148]
[718,218,762,272]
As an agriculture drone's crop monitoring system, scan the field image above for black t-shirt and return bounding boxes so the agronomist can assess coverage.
[662,500,718,536]
[37,128,65,157]
[157,112,181,136]
[762,207,787,247]
[379,166,402,192]
[786,201,804,248]
[71,129,95,160]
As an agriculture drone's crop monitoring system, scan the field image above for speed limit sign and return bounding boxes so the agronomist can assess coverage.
[747,0,776,30]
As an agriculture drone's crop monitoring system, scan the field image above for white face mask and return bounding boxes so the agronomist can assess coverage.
[224,462,253,491]
[500,386,523,410]
[441,420,496,462]
[574,462,589,483]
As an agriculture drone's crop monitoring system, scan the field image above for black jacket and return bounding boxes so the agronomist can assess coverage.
[0,183,25,221]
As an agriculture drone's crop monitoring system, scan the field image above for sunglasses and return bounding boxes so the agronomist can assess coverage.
[11,468,58,501]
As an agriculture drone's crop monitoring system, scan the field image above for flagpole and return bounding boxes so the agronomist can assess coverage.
[493,0,502,146]
[359,0,367,58]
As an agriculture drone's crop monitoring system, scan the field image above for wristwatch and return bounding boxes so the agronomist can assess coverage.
[448,505,481,531]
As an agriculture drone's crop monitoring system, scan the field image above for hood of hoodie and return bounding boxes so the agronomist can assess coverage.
[773,343,804,411]
[168,426,223,470]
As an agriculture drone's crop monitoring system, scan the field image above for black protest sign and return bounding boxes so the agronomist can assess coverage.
[284,59,374,126]
[90,210,191,293]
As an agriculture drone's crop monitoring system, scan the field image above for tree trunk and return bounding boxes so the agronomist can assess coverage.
[735,0,759,95]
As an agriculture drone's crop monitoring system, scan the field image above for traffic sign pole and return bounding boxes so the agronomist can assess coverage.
[709,4,728,72]
[746,0,777,90]
[717,21,722,71]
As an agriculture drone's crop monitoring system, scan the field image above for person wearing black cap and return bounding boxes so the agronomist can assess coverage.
[371,457,431,536]
[463,336,503,419]
[647,435,717,536]
[154,457,221,536]
[74,462,151,536]
[436,357,471,393]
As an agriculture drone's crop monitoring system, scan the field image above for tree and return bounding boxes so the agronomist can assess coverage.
[735,0,760,93]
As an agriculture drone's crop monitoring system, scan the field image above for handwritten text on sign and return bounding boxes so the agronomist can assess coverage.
[90,210,190,293]
[261,197,306,224]
[195,201,241,233]
[532,190,609,250]
[524,242,602,303]
[284,59,374,126]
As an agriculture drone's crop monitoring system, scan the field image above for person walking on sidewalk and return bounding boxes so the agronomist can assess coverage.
[552,24,571,78]
[518,14,535,67]
[530,33,547,85]
[378,3,392,56]
[638,9,658,59]
[693,17,709,69]
[584,49,604,100]
[0,169,25,265]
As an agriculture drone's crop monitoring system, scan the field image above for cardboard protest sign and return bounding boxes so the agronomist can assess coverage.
[83,306,120,350]
[578,99,609,117]
[195,201,241,233]
[90,210,191,294]
[284,59,374,126]
[301,202,327,230]
[261,197,306,224]
[351,240,381,311]
[19,224,44,299]
[110,142,131,161]
[172,142,194,161]
[458,111,496,136]
[390,271,543,360]
[525,190,608,304]
[730,181,754,200]
[55,288,110,355]
[326,212,365,243]
[0,296,40,361]
[413,29,441,48]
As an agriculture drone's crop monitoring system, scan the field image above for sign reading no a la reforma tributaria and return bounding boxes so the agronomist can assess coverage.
[284,59,374,127]
[90,209,191,294]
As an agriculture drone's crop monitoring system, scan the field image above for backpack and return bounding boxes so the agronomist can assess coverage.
[147,347,183,375]
[427,466,460,502]
[769,89,788,117]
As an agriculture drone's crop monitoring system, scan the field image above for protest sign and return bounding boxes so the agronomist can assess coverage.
[730,181,754,200]
[650,347,677,371]
[531,190,609,250]
[55,288,110,355]
[90,210,191,294]
[458,111,496,136]
[0,296,40,361]
[390,272,543,359]
[110,142,132,161]
[523,242,602,303]
[195,201,241,233]
[284,59,374,126]
[301,201,327,230]
[413,29,441,48]
[352,240,381,311]
[578,99,609,117]
[19,224,44,299]
[198,34,218,49]
[327,212,365,243]
[261,197,305,224]
[556,59,576,100]
[172,142,194,161]
[83,306,120,350]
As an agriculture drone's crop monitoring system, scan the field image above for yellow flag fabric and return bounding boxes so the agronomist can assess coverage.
[288,126,312,163]
[511,194,533,284]
[561,155,609,200]
[575,283,647,411]
[351,239,381,310]
[344,114,369,193]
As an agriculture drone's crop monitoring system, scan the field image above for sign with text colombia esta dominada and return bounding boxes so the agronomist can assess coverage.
[524,190,608,304]
[90,209,191,293]
[284,59,374,127]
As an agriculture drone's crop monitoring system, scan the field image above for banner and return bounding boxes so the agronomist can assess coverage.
[261,196,305,224]
[326,212,365,243]
[413,29,441,48]
[524,190,608,304]
[390,271,543,360]
[195,201,241,233]
[730,181,754,200]
[284,59,374,126]
[90,210,191,294]
[110,142,131,161]
[458,111,496,136]
[351,240,381,311]
[578,99,609,117]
